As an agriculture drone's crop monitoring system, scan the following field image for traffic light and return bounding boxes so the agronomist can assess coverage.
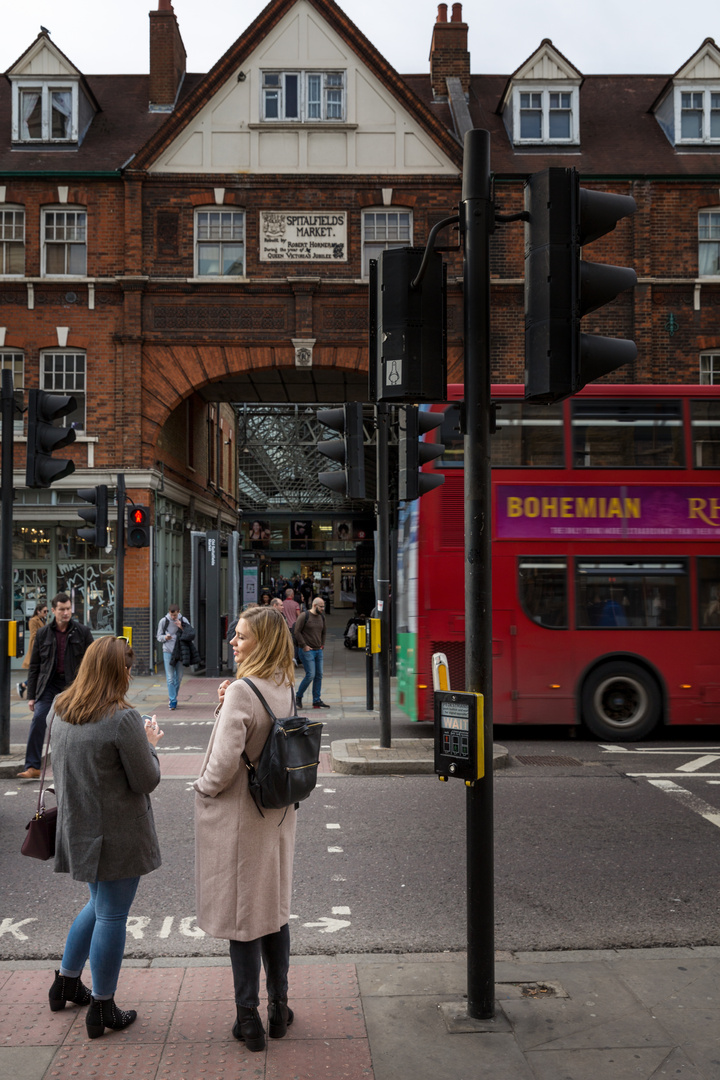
[369,246,447,404]
[76,486,108,547]
[524,167,637,404]
[25,389,77,488]
[398,405,445,501]
[317,403,366,499]
[127,505,151,547]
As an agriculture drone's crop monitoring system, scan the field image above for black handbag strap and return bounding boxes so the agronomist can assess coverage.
[242,677,297,721]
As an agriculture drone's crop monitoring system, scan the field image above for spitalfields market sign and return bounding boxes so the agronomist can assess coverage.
[495,485,720,539]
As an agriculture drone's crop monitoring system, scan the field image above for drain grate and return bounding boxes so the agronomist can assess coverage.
[515,755,583,766]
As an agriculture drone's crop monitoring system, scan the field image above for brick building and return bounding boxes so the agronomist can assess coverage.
[2,0,719,670]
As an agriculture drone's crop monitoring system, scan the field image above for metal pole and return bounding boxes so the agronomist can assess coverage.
[462,128,495,1020]
[376,402,391,747]
[366,650,374,711]
[0,371,14,754]
[115,474,125,638]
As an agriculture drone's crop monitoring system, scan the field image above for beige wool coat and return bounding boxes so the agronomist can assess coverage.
[193,675,298,941]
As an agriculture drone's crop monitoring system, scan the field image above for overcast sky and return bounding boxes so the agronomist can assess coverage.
[1,0,718,77]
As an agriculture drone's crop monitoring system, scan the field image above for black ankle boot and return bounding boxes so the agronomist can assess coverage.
[85,996,137,1039]
[268,999,294,1039]
[232,1005,266,1052]
[48,970,92,1012]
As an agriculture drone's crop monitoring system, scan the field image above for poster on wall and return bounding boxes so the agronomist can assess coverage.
[335,521,352,541]
[290,520,313,549]
[247,520,271,549]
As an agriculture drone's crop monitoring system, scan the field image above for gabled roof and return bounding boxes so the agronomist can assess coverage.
[5,30,100,115]
[497,39,583,114]
[130,0,462,171]
[650,37,720,112]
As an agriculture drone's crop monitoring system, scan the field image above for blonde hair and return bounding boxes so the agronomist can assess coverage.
[55,636,134,725]
[235,607,294,686]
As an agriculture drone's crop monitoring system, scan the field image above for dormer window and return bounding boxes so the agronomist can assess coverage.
[18,85,74,141]
[515,87,577,143]
[261,71,345,122]
[679,88,720,142]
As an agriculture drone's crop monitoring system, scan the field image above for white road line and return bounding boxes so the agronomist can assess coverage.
[326,823,341,829]
[327,846,344,853]
[628,772,720,779]
[648,779,720,829]
[601,745,720,754]
[676,755,720,772]
[332,906,351,915]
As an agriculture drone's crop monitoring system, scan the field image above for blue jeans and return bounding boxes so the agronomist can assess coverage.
[61,877,140,999]
[25,674,64,770]
[297,648,323,704]
[163,652,182,706]
[229,924,290,1007]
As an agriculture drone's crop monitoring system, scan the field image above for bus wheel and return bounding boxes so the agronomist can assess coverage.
[581,662,660,740]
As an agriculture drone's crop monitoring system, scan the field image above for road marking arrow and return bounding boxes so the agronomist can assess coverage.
[302,916,351,933]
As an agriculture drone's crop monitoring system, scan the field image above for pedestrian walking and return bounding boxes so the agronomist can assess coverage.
[48,636,163,1038]
[194,606,298,1053]
[17,593,93,780]
[16,600,47,699]
[156,604,190,709]
[281,587,301,665]
[293,597,329,708]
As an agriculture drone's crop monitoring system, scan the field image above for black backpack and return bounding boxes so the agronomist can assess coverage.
[241,678,323,815]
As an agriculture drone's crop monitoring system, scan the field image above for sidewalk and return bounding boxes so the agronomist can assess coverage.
[2,946,718,1079]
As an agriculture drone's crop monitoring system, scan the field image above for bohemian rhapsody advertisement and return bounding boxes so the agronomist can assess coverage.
[495,485,720,540]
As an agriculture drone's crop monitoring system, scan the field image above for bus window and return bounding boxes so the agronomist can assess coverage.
[493,402,564,468]
[576,559,690,629]
[698,557,720,628]
[690,400,720,468]
[571,400,684,468]
[518,559,567,628]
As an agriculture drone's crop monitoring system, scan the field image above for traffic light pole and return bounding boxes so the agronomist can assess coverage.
[375,402,392,748]
[0,371,14,755]
[462,128,495,1020]
[115,474,125,638]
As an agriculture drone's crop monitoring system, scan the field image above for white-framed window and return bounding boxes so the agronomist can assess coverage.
[195,209,245,277]
[0,206,24,275]
[700,353,720,384]
[677,87,720,143]
[13,83,76,142]
[41,352,86,431]
[261,71,345,122]
[42,207,87,276]
[0,352,24,433]
[362,210,412,278]
[699,210,720,276]
[514,87,578,144]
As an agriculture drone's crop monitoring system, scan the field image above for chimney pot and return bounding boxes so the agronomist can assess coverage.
[437,3,448,21]
[430,1,470,97]
[158,0,173,9]
[451,3,463,21]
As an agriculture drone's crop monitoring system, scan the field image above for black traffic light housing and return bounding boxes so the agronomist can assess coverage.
[369,246,447,404]
[398,406,446,501]
[127,505,151,547]
[76,485,108,547]
[524,167,637,404]
[317,403,366,500]
[25,389,77,488]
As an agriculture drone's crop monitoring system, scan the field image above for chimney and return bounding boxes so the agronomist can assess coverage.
[149,0,186,112]
[430,2,470,98]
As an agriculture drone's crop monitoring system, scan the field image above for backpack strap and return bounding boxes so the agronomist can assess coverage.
[241,677,278,722]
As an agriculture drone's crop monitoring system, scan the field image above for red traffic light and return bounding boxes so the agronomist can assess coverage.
[130,507,148,525]
[127,505,151,547]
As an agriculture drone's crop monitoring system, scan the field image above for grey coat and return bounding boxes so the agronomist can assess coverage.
[52,706,162,882]
[194,676,297,941]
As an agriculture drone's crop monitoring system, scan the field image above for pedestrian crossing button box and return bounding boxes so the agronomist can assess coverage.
[434,690,484,783]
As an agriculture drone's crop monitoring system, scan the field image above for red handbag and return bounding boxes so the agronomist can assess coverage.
[21,711,57,861]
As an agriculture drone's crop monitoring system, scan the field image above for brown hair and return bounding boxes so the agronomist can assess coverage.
[54,636,134,725]
[234,607,294,686]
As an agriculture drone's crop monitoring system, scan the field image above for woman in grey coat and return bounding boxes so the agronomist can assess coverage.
[48,636,164,1039]
[194,606,297,1053]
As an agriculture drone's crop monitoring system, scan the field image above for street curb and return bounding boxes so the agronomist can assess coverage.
[0,746,42,779]
[330,738,510,775]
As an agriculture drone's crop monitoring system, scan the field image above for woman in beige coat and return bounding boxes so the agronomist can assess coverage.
[194,606,297,1053]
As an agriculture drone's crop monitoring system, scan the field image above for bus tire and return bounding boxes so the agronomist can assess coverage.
[581,661,660,741]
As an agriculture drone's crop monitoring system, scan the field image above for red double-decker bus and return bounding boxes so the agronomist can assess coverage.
[395,384,720,739]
